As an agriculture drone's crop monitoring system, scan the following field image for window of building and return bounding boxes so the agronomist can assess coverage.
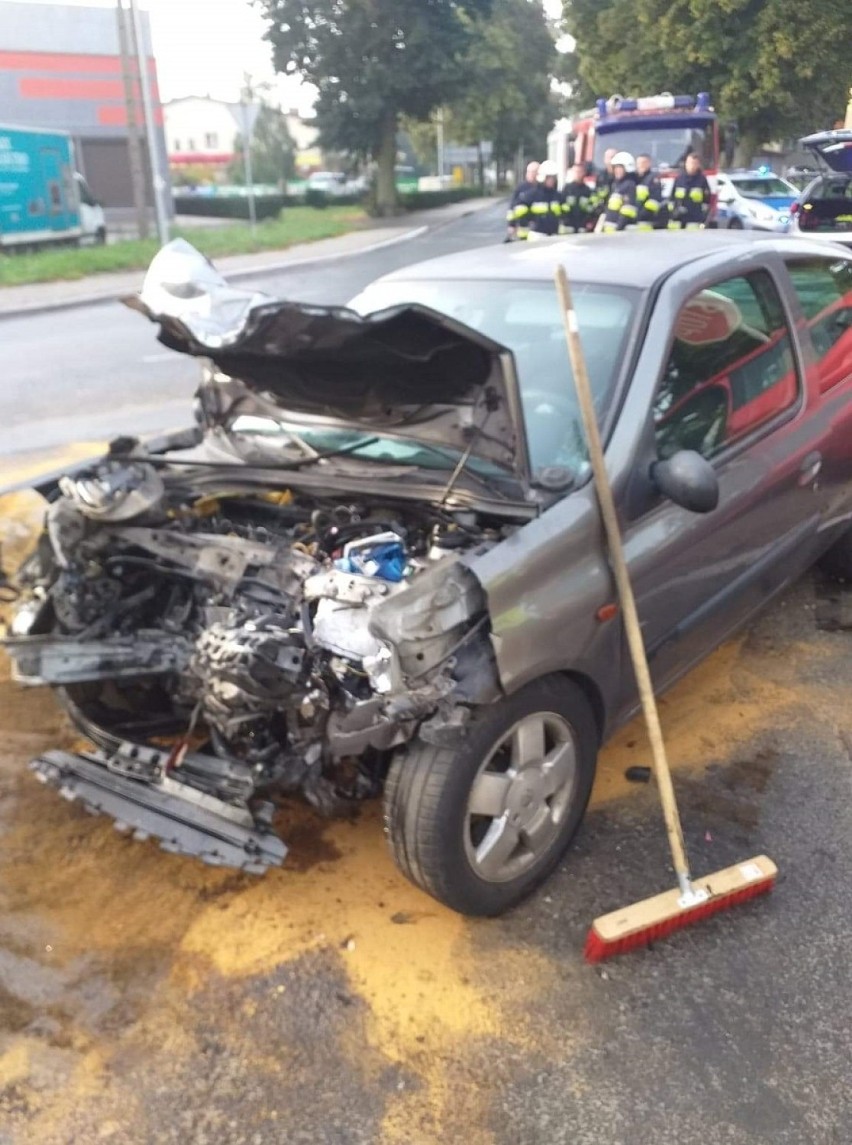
[187,138,196,152]
[204,132,218,149]
[784,257,852,394]
[173,138,181,152]
[654,271,798,460]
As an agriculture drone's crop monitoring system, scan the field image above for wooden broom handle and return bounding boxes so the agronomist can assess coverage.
[554,265,692,883]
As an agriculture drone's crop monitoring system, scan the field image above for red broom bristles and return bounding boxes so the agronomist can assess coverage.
[584,875,776,963]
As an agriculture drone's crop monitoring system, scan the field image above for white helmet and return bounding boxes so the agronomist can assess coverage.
[611,151,636,174]
[537,160,559,181]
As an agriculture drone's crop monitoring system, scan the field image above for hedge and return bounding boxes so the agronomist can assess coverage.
[399,187,484,211]
[173,193,293,220]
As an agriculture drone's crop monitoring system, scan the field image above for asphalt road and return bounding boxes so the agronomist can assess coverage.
[1,206,852,1143]
[0,202,508,458]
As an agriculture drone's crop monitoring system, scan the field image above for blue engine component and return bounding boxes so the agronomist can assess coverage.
[334,532,408,582]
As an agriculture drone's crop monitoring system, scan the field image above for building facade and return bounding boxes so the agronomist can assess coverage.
[0,0,169,209]
[164,95,321,180]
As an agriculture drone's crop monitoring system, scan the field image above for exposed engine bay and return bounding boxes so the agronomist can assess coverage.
[3,453,508,871]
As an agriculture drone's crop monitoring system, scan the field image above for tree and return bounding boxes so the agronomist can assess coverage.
[230,102,296,187]
[255,0,492,214]
[447,0,558,182]
[560,0,848,161]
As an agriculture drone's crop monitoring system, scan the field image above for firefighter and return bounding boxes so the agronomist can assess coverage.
[635,153,665,230]
[601,152,638,232]
[591,147,618,225]
[517,160,563,238]
[669,152,712,229]
[560,162,594,233]
[506,160,540,241]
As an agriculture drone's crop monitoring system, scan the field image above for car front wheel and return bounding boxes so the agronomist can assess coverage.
[383,676,598,915]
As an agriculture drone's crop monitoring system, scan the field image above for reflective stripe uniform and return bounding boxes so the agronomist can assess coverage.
[635,170,665,230]
[591,172,613,221]
[668,170,711,229]
[602,175,638,232]
[507,179,538,237]
[561,179,595,233]
[517,183,563,237]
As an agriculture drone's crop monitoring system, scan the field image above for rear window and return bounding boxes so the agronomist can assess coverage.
[730,177,794,198]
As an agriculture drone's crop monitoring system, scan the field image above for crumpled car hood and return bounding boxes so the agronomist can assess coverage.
[124,239,532,485]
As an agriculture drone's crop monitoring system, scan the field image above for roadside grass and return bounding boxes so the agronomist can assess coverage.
[0,206,366,288]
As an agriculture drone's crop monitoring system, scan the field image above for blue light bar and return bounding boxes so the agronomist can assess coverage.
[595,93,712,116]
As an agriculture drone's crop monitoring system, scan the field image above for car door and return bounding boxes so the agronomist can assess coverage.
[618,262,826,700]
[39,147,74,235]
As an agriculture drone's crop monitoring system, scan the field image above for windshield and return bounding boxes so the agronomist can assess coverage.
[347,279,638,476]
[731,176,795,198]
[223,417,509,484]
[595,123,715,171]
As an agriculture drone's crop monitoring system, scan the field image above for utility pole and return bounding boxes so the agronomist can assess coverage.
[116,0,148,238]
[128,0,169,244]
[436,108,445,183]
[240,73,258,233]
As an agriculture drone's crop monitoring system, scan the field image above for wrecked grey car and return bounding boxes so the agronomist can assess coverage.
[4,233,852,916]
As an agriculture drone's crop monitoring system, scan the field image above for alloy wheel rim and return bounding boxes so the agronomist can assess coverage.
[463,710,578,884]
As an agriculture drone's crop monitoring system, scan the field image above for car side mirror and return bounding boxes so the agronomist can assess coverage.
[651,450,719,513]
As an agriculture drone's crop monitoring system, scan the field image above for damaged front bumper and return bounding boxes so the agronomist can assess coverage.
[33,741,287,874]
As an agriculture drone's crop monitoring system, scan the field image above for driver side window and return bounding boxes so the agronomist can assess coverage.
[654,271,798,460]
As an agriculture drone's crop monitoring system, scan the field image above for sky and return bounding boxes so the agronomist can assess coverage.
[28,0,566,112]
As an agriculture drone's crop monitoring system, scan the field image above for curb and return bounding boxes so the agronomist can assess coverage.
[0,222,431,321]
[0,197,500,321]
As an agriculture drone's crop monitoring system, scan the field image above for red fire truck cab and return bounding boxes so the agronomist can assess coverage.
[548,92,720,208]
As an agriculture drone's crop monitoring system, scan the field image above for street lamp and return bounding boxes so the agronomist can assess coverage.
[240,73,260,233]
[436,108,445,183]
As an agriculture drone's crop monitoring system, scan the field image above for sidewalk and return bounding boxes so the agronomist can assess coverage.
[0,197,499,319]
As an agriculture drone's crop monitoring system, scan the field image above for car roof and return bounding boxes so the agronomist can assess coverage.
[375,232,839,291]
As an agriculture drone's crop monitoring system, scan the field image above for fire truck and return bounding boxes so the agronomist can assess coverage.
[548,92,720,206]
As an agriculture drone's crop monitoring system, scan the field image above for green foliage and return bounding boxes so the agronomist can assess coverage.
[560,0,848,154]
[447,0,558,171]
[255,0,493,213]
[173,193,290,220]
[229,103,297,187]
[0,208,363,287]
[398,186,483,211]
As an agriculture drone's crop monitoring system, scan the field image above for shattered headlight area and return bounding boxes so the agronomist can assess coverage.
[1,456,503,872]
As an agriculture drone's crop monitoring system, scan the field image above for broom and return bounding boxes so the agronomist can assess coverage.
[553,265,777,962]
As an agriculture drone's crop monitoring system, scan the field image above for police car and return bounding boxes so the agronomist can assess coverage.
[715,168,799,232]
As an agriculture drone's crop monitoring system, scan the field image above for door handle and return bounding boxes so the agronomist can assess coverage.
[799,451,822,486]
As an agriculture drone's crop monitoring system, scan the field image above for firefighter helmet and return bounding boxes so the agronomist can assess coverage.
[537,160,560,182]
[611,151,636,174]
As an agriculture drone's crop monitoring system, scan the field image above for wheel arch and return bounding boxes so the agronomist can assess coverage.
[556,669,606,744]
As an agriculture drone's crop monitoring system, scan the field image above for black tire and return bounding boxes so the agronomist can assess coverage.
[383,675,598,916]
[728,216,744,229]
[818,528,852,581]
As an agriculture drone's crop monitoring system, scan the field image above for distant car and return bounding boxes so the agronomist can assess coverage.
[789,130,852,250]
[715,169,798,232]
[306,170,362,198]
[4,233,852,917]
